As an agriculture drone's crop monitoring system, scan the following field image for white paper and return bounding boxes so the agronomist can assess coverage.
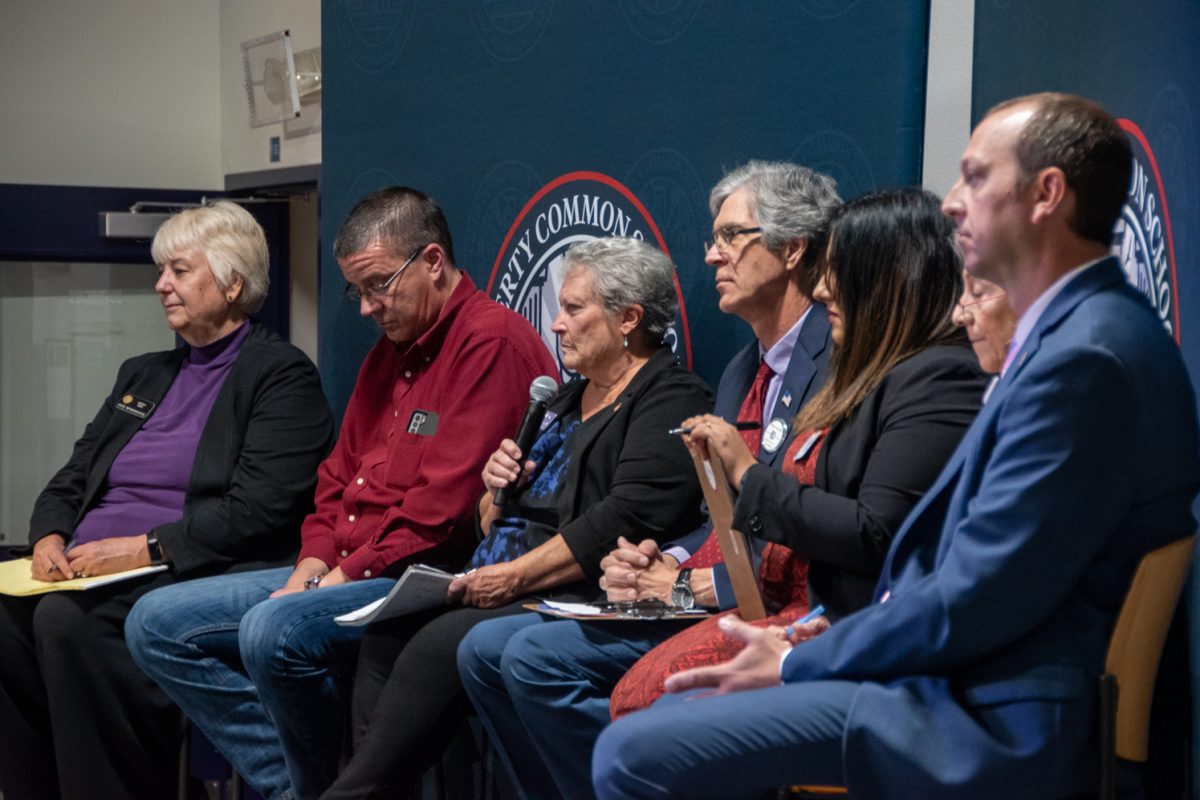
[334,564,455,626]
[539,599,607,616]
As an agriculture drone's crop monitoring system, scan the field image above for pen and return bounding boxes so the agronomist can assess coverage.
[668,421,762,436]
[783,604,825,641]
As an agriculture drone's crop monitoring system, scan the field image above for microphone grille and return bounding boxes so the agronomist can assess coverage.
[529,375,558,402]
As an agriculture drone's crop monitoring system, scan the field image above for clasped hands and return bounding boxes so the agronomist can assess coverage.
[270,557,349,598]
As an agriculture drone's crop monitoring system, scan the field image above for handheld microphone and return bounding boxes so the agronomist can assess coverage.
[494,375,558,507]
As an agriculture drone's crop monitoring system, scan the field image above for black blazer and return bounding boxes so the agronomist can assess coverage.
[733,343,986,619]
[28,323,335,576]
[533,347,713,584]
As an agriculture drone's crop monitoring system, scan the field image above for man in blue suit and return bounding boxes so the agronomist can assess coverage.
[456,161,840,799]
[592,93,1200,799]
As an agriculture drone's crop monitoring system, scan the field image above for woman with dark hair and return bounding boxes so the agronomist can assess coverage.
[457,187,988,799]
[0,201,333,800]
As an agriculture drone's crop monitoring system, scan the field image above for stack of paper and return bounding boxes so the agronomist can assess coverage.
[335,564,456,626]
[0,558,167,596]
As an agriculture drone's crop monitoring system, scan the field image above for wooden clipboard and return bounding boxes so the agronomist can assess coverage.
[689,445,766,621]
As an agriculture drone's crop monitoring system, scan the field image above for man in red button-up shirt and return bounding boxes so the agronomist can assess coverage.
[127,186,557,800]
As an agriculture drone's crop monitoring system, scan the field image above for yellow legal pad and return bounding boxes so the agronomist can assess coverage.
[0,558,167,596]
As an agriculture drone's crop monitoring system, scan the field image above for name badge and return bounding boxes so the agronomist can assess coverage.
[794,431,823,462]
[406,409,439,436]
[115,394,156,419]
[761,418,788,454]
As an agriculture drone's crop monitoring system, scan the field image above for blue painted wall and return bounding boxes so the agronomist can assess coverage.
[972,1,1200,793]
[319,0,932,417]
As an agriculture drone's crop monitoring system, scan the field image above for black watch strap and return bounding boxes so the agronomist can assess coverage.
[146,535,165,566]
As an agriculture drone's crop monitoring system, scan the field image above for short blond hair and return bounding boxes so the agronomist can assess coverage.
[152,201,269,314]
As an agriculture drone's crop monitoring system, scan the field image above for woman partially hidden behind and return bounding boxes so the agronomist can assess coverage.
[0,201,333,800]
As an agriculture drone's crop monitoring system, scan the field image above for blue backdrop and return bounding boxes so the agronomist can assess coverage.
[319,0,931,417]
[972,1,1200,792]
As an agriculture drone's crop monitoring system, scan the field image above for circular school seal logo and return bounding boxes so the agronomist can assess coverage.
[1114,119,1180,342]
[330,0,417,74]
[616,0,704,45]
[791,129,875,202]
[469,0,555,62]
[486,171,693,380]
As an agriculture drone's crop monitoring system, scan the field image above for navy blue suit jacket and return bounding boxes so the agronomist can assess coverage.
[781,259,1200,798]
[712,305,832,470]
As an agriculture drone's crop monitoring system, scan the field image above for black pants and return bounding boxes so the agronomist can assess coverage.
[0,572,182,800]
[320,600,531,800]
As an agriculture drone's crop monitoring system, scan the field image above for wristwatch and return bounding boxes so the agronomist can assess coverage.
[146,535,166,566]
[670,567,695,610]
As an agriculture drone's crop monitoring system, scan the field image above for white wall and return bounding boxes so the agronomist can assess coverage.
[0,0,321,190]
[220,0,321,181]
[0,0,222,189]
[923,0,975,197]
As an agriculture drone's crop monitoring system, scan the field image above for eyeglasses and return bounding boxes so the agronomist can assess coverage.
[703,226,763,254]
[344,245,426,304]
[956,292,1007,317]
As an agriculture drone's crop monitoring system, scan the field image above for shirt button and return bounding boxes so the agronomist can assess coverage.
[348,514,356,522]
[404,370,412,378]
[341,550,349,557]
[424,356,430,362]
[363,569,372,578]
[356,477,365,485]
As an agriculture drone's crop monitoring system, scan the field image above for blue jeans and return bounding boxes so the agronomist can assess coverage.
[593,682,855,799]
[125,567,393,800]
[457,614,691,800]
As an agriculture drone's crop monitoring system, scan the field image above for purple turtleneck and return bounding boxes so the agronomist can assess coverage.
[71,322,250,545]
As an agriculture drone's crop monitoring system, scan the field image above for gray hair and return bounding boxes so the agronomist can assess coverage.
[151,201,269,314]
[562,237,677,347]
[709,160,842,262]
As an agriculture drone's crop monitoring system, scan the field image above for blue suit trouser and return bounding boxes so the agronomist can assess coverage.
[457,613,693,799]
[593,681,856,799]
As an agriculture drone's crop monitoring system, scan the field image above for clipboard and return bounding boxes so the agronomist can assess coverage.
[690,444,766,621]
[523,600,709,621]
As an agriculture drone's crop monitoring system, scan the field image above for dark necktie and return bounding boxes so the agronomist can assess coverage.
[736,359,774,456]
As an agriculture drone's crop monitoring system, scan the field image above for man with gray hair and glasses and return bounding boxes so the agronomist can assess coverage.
[457,161,843,799]
[128,186,555,800]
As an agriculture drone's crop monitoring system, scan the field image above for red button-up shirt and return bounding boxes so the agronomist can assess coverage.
[298,273,557,580]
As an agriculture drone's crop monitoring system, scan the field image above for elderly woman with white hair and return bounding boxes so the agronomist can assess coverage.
[0,201,334,800]
[317,235,713,800]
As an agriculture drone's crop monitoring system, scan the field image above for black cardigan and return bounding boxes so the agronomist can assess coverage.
[28,323,335,576]
[733,343,987,618]
[508,347,713,585]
